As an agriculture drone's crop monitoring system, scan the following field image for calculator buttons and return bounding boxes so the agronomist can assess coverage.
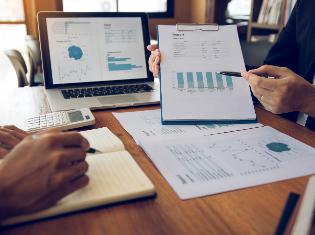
[25,111,70,131]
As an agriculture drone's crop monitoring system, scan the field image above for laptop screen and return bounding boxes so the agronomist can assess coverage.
[45,16,149,86]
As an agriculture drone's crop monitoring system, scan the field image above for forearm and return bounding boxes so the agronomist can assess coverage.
[0,166,17,222]
[0,191,12,222]
[300,84,315,118]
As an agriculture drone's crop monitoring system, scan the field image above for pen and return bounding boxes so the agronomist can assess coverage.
[219,71,242,77]
[87,147,102,154]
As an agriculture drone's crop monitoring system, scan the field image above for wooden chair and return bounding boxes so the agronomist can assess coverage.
[4,49,29,87]
[25,35,43,86]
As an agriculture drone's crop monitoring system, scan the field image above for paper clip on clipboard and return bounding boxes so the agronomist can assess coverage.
[176,23,219,32]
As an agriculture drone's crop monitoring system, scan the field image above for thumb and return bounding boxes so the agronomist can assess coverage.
[249,65,287,78]
[147,44,158,52]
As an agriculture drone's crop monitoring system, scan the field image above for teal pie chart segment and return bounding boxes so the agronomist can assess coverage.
[68,45,83,60]
[266,142,291,153]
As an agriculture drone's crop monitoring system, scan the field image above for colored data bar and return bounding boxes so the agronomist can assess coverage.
[215,72,224,89]
[187,72,194,88]
[108,56,131,62]
[226,75,233,90]
[107,52,142,71]
[196,72,204,89]
[108,63,142,71]
[175,72,234,90]
[177,72,185,89]
[206,72,214,88]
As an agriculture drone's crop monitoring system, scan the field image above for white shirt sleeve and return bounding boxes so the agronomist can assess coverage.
[296,74,315,126]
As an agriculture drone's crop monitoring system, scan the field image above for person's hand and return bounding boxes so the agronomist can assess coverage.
[0,131,90,221]
[0,125,28,159]
[242,65,315,115]
[147,44,161,78]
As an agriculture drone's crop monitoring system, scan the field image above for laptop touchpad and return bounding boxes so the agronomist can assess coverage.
[97,95,139,105]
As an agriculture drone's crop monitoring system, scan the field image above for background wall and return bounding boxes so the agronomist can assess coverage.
[149,0,192,39]
[25,0,212,39]
[25,0,60,37]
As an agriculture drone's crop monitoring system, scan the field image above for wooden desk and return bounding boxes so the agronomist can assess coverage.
[1,87,315,235]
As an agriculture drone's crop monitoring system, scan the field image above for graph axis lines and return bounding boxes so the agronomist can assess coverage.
[213,139,282,176]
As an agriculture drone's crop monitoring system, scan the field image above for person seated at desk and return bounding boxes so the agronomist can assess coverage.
[0,126,90,221]
[147,0,315,131]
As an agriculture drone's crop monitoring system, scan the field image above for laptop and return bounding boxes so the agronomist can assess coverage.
[38,12,160,111]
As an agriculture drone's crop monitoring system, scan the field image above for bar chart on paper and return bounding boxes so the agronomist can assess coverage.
[174,71,234,91]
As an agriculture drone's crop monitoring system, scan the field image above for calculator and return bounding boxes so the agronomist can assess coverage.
[25,108,95,132]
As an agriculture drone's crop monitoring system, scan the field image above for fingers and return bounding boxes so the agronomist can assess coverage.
[36,128,60,136]
[0,128,25,142]
[242,71,280,111]
[48,176,89,206]
[55,148,88,168]
[50,161,89,188]
[2,126,28,139]
[148,49,160,64]
[153,55,160,77]
[148,48,161,77]
[0,148,9,159]
[0,129,22,149]
[147,44,158,52]
[242,71,279,91]
[40,132,90,150]
[29,175,89,213]
[248,65,290,78]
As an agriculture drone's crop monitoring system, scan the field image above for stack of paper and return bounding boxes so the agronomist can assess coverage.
[114,111,315,200]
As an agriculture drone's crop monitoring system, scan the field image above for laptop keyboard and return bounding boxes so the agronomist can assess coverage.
[61,84,154,99]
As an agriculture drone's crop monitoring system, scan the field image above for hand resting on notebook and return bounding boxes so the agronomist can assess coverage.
[0,131,90,221]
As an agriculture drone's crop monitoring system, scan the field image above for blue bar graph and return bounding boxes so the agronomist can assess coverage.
[174,72,234,90]
[215,72,224,89]
[196,72,204,88]
[107,52,142,72]
[108,63,142,71]
[108,56,131,62]
[187,72,194,88]
[226,75,233,90]
[177,72,184,89]
[206,72,214,88]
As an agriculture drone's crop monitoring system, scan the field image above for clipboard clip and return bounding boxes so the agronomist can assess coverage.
[176,23,219,32]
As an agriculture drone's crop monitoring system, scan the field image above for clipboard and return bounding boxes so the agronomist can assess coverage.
[157,24,256,125]
[176,23,219,31]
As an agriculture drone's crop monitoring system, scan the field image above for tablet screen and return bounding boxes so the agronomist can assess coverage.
[46,17,148,85]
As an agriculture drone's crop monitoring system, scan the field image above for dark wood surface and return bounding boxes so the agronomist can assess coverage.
[1,87,315,235]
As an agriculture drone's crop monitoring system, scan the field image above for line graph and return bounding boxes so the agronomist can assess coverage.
[164,135,297,183]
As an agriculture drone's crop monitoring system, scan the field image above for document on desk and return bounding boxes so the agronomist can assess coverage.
[113,109,263,144]
[158,25,256,124]
[140,126,315,199]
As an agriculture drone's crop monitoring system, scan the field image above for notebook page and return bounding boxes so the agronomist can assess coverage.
[3,151,155,225]
[80,127,124,153]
